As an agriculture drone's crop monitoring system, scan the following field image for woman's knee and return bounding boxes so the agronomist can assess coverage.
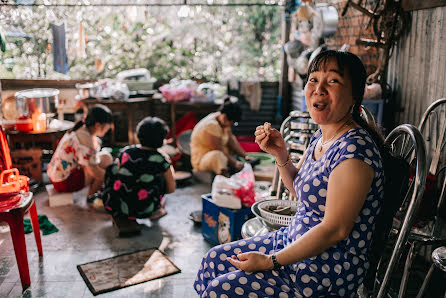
[199,150,228,174]
[204,271,246,295]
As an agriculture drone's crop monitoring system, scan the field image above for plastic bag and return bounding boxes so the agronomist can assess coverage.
[211,163,256,209]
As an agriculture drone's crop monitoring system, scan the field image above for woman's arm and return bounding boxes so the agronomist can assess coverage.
[84,164,106,180]
[227,134,246,157]
[163,165,176,194]
[275,150,307,198]
[275,159,374,265]
[254,125,303,197]
[205,131,243,170]
[228,158,374,272]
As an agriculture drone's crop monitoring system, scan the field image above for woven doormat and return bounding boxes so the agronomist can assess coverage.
[77,248,181,295]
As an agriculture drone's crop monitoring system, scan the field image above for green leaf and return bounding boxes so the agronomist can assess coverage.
[148,155,164,163]
[118,168,133,176]
[144,202,155,214]
[120,200,129,215]
[137,174,154,183]
[111,164,119,175]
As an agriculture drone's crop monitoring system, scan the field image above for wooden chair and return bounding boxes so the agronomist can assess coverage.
[0,126,43,291]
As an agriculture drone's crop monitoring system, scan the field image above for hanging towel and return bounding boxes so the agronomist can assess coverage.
[240,81,262,111]
[77,22,86,58]
[50,23,69,74]
[228,76,239,91]
[24,215,59,235]
[0,26,6,52]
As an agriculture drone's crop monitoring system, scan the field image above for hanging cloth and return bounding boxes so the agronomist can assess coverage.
[240,81,262,111]
[50,23,69,74]
[77,22,86,58]
[0,26,6,52]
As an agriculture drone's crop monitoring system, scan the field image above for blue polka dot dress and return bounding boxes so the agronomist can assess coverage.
[194,127,384,297]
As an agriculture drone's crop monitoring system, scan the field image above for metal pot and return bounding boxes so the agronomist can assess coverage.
[75,82,97,100]
[318,5,338,37]
[14,88,59,118]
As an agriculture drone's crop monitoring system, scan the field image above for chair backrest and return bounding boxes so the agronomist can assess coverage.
[417,98,446,236]
[360,105,377,127]
[418,98,446,177]
[363,124,427,298]
[0,126,12,171]
[363,150,410,294]
[0,126,29,193]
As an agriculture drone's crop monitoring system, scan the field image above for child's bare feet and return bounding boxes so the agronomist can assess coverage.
[149,208,168,220]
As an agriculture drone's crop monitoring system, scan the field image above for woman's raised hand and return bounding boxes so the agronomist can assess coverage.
[226,251,273,272]
[254,124,287,157]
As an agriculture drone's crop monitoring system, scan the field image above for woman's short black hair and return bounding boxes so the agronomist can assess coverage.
[306,50,367,105]
[218,101,242,123]
[136,116,169,148]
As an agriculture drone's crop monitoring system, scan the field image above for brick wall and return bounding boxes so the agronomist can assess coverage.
[319,0,380,76]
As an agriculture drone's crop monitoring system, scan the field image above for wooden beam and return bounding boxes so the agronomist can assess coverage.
[0,79,94,90]
[401,0,446,11]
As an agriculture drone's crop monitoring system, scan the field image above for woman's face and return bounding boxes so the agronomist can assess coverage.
[221,114,235,128]
[304,58,355,126]
[94,122,112,137]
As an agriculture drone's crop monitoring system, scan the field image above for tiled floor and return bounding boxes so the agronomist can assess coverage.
[0,180,213,297]
[1,180,445,298]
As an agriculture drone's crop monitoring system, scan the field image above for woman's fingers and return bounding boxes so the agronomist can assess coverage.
[226,252,268,272]
[226,257,243,270]
[236,252,248,261]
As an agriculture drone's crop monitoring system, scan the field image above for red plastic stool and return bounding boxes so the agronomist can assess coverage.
[0,125,42,291]
[0,192,42,290]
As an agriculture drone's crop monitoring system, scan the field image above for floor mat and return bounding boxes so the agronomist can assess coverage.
[77,248,181,295]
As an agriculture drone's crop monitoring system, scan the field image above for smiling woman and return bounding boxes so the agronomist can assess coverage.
[194,51,389,297]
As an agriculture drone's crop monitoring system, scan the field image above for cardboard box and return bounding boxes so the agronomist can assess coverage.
[11,148,42,184]
[45,184,74,207]
[201,194,252,246]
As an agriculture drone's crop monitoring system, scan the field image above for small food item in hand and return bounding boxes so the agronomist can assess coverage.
[263,122,271,136]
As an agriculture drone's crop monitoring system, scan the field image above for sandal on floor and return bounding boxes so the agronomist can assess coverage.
[149,208,168,221]
[87,193,101,204]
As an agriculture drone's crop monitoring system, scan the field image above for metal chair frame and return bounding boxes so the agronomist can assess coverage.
[395,98,446,298]
[271,111,317,202]
[417,98,446,238]
[371,124,427,298]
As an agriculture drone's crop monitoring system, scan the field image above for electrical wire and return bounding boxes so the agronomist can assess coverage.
[0,1,284,7]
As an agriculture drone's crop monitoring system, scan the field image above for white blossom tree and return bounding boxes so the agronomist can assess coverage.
[0,1,281,81]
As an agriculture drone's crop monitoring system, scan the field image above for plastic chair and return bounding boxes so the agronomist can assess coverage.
[360,124,427,298]
[0,125,43,291]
